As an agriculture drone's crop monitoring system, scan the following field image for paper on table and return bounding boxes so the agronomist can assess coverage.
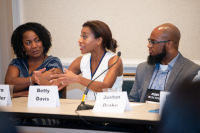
[28,86,60,107]
[93,92,132,113]
[146,101,160,104]
[129,103,143,107]
[0,84,12,106]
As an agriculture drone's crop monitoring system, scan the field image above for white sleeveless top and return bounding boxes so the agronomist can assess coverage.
[80,51,123,100]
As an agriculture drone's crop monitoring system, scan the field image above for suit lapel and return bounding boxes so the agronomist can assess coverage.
[165,53,184,91]
[140,64,155,102]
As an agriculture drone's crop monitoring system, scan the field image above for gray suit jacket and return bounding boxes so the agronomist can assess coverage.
[129,53,200,102]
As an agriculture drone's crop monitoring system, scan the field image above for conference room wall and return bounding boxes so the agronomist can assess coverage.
[0,0,15,84]
[1,0,200,97]
[17,0,200,62]
[7,0,200,99]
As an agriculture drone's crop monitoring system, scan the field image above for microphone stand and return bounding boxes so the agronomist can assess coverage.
[76,89,94,110]
[76,52,121,111]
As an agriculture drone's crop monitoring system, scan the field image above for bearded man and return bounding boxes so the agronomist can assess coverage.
[129,23,200,102]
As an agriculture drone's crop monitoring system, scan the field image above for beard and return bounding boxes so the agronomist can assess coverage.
[147,45,167,65]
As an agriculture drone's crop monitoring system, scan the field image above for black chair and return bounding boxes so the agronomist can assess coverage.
[122,80,134,95]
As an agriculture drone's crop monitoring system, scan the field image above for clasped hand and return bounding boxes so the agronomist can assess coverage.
[33,68,78,90]
[50,68,78,90]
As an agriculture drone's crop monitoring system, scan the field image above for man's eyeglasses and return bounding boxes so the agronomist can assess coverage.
[148,39,170,47]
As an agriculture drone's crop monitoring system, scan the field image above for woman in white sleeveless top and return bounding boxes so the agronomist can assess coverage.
[36,20,123,100]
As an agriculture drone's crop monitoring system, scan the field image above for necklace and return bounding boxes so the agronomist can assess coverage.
[28,54,46,76]
[90,51,107,79]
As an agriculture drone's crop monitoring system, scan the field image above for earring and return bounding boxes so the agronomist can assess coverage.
[21,51,27,58]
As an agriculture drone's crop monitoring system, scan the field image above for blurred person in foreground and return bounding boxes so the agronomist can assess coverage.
[0,111,17,133]
[158,81,200,133]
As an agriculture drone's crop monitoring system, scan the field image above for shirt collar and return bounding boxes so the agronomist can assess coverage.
[155,52,180,69]
[168,52,180,68]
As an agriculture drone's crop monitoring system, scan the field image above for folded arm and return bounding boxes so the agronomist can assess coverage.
[34,68,64,90]
[13,90,29,98]
[5,65,34,92]
[5,65,63,98]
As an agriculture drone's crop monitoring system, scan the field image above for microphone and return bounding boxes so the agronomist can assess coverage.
[77,51,121,110]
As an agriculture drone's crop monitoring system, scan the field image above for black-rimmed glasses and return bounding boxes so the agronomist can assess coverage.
[148,38,170,47]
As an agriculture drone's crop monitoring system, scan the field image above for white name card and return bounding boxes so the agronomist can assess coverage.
[93,92,132,113]
[28,86,60,107]
[0,85,12,106]
[159,91,171,115]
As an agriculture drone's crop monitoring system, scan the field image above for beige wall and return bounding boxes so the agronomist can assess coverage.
[1,0,200,84]
[0,0,14,84]
[20,0,200,60]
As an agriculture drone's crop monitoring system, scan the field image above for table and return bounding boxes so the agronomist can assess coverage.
[0,97,160,132]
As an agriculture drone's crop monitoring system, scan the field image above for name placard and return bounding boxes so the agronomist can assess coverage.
[28,86,60,107]
[93,92,132,113]
[159,91,171,115]
[0,85,12,106]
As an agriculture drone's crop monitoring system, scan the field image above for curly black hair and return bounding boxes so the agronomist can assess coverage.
[11,22,52,59]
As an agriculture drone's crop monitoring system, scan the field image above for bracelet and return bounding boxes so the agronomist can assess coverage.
[30,76,33,85]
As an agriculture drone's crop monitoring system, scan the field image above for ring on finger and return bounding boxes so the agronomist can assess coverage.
[61,82,64,85]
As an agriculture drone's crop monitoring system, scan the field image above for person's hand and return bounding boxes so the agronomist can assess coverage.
[32,68,46,84]
[42,68,57,80]
[33,68,56,84]
[50,68,78,90]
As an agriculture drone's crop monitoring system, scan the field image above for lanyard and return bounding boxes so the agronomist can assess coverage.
[90,51,107,80]
[149,66,170,91]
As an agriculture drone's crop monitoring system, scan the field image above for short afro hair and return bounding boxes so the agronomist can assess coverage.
[11,22,52,59]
